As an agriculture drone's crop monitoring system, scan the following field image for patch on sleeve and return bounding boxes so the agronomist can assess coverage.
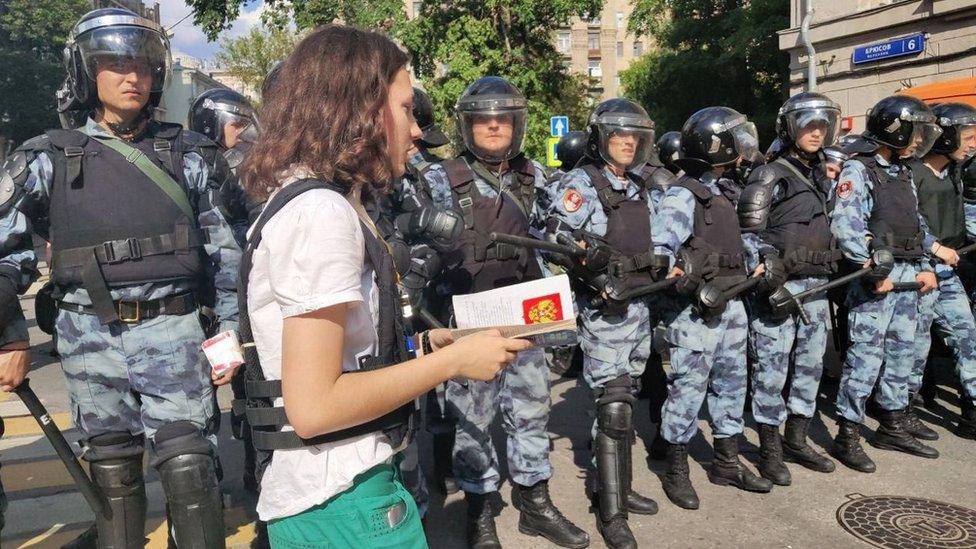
[836,180,854,200]
[562,189,584,212]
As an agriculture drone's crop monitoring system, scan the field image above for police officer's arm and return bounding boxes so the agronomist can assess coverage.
[417,164,454,212]
[546,170,598,243]
[651,185,696,270]
[0,151,53,390]
[829,163,873,265]
[184,152,242,332]
[528,161,552,235]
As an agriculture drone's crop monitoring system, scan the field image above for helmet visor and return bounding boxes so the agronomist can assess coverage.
[78,25,171,93]
[785,107,841,148]
[908,121,943,159]
[597,124,655,170]
[731,122,760,163]
[458,108,527,163]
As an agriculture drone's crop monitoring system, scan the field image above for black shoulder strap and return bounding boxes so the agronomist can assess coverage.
[673,175,713,203]
[45,129,89,189]
[442,158,477,229]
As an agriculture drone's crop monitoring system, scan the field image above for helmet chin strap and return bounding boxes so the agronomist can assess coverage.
[100,109,150,140]
[791,144,819,162]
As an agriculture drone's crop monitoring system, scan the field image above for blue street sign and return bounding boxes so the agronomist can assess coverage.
[550,116,569,137]
[852,33,925,65]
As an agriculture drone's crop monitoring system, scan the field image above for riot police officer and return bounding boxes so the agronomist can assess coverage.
[418,76,588,548]
[910,102,976,441]
[188,88,261,246]
[656,130,682,174]
[738,92,843,484]
[547,98,668,548]
[555,130,588,174]
[653,107,775,510]
[830,95,944,472]
[0,9,239,546]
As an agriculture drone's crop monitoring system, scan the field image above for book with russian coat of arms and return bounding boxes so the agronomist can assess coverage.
[450,274,578,347]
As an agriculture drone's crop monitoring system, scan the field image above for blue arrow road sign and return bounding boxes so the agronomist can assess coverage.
[550,116,569,137]
[853,34,925,65]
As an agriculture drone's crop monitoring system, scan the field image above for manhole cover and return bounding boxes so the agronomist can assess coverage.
[837,495,976,548]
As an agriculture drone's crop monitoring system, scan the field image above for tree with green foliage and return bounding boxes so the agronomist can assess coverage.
[217,24,303,97]
[622,0,789,146]
[185,0,602,160]
[0,0,88,151]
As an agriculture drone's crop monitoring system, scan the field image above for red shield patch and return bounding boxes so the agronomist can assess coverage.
[836,180,854,200]
[562,189,584,212]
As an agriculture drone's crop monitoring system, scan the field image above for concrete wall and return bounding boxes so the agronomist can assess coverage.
[780,0,976,132]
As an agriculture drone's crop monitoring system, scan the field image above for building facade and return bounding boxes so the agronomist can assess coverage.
[91,0,160,22]
[779,0,976,132]
[556,0,649,99]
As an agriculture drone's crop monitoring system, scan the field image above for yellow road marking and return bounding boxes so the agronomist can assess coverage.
[3,412,73,437]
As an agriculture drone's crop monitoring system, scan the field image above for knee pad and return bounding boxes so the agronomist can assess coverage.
[86,432,147,549]
[152,422,225,549]
[596,374,637,407]
[597,401,633,441]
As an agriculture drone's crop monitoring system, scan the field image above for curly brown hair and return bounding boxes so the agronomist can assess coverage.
[241,24,409,200]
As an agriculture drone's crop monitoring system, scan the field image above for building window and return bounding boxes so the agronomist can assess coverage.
[633,41,644,56]
[617,41,624,57]
[589,14,601,26]
[412,1,422,16]
[588,60,602,78]
[588,32,600,54]
[557,31,571,54]
[616,12,624,29]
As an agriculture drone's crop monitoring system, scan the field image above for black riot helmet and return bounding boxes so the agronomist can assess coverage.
[63,8,171,112]
[656,131,681,172]
[413,87,450,148]
[929,102,976,158]
[863,95,941,158]
[455,76,528,163]
[556,131,587,171]
[586,98,655,171]
[776,91,841,150]
[964,155,976,189]
[676,106,759,173]
[56,78,88,129]
[188,88,257,148]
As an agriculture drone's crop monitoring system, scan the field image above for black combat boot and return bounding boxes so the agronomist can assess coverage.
[465,492,501,549]
[782,415,835,473]
[872,408,940,458]
[708,436,773,493]
[513,480,589,548]
[830,419,876,472]
[662,442,699,509]
[433,431,459,494]
[904,393,939,441]
[757,423,791,486]
[957,399,976,440]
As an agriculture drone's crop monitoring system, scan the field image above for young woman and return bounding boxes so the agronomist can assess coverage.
[239,24,531,548]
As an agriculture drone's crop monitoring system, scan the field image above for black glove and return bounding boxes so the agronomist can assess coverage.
[584,244,613,273]
[757,253,787,294]
[865,247,895,282]
[0,275,20,331]
[674,249,716,297]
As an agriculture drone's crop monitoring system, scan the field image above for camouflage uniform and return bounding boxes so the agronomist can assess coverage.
[422,159,554,493]
[652,180,749,444]
[830,155,934,423]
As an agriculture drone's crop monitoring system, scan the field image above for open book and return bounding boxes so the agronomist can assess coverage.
[451,275,578,347]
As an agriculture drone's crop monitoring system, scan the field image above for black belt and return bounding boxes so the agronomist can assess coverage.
[57,292,197,323]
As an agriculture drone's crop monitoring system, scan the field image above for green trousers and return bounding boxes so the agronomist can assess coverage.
[268,461,427,548]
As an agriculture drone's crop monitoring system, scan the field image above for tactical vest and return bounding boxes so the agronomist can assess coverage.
[856,155,925,259]
[41,124,207,323]
[764,157,840,277]
[671,175,747,290]
[579,164,666,289]
[440,155,542,292]
[636,162,675,192]
[239,178,413,452]
[911,160,967,249]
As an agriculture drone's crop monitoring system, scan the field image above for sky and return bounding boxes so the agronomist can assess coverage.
[157,0,266,62]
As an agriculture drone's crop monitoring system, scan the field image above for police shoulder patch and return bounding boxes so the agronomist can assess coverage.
[836,180,854,199]
[562,189,584,212]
